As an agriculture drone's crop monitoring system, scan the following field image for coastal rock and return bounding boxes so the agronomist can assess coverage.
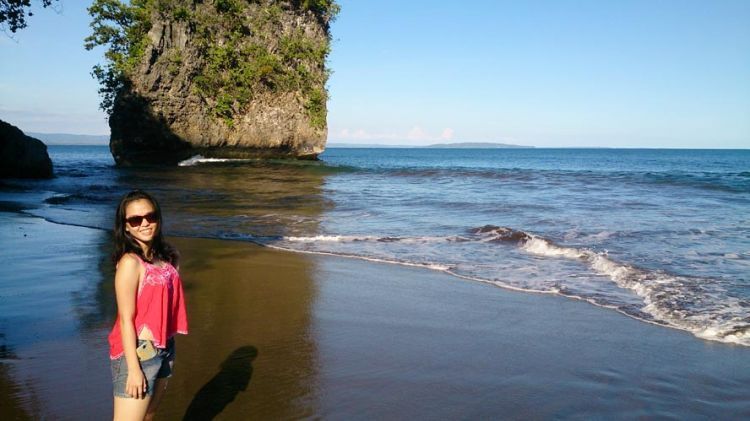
[101,1,335,166]
[0,119,53,179]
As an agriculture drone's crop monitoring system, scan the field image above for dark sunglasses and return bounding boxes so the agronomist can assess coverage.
[125,212,158,227]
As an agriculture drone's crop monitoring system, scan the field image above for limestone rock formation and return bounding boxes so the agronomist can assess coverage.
[0,119,53,179]
[89,1,337,166]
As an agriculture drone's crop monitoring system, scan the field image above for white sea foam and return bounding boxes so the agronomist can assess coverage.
[515,232,750,346]
[522,237,588,259]
[585,231,617,242]
[563,229,616,242]
[266,242,453,271]
[275,226,750,346]
[282,234,467,244]
[178,155,253,166]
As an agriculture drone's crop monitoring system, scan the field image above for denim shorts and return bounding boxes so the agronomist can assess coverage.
[111,338,175,398]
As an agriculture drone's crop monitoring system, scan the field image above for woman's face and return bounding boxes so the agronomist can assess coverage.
[124,199,158,246]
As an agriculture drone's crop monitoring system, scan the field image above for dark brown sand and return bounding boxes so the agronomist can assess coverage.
[1,212,749,419]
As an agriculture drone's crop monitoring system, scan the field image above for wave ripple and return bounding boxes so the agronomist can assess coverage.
[276,225,750,346]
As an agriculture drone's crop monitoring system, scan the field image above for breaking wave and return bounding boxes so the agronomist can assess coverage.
[276,225,750,346]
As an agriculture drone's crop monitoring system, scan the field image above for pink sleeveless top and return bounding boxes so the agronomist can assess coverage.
[108,254,189,359]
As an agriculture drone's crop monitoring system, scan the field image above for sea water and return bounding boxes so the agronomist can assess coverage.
[3,145,749,346]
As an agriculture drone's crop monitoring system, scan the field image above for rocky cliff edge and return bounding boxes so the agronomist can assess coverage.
[88,1,337,166]
[0,119,53,179]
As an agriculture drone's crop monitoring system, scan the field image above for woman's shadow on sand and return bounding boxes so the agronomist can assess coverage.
[183,346,258,421]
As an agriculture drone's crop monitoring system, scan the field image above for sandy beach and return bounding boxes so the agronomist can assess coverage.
[1,211,749,419]
[2,0,747,417]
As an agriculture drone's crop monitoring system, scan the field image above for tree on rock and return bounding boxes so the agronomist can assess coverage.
[86,0,340,165]
[0,0,60,33]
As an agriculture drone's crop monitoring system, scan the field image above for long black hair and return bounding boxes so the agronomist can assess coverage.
[112,189,178,266]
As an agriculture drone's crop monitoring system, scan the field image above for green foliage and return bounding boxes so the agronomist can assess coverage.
[215,0,242,14]
[214,93,235,126]
[299,0,340,21]
[0,0,59,33]
[172,6,190,21]
[304,87,327,130]
[166,50,183,76]
[87,0,338,128]
[90,63,122,115]
[85,0,151,114]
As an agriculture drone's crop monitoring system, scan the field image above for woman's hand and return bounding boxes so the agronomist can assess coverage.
[126,367,147,399]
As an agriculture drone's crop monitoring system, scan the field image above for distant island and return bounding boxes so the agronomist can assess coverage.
[327,143,413,148]
[328,142,533,149]
[425,142,532,149]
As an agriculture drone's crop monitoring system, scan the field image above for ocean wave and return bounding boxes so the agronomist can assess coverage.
[282,234,471,244]
[43,190,117,204]
[265,241,454,272]
[476,225,750,346]
[562,229,618,242]
[276,225,750,346]
[332,165,750,194]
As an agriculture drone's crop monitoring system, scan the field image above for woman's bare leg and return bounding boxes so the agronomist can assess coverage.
[144,378,169,421]
[114,396,151,421]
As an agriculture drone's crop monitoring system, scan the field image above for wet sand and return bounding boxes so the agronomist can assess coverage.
[1,212,749,419]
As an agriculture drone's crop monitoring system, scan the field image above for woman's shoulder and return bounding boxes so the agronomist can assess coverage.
[116,253,144,270]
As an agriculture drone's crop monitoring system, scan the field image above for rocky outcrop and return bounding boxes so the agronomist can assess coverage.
[0,119,53,179]
[103,1,336,166]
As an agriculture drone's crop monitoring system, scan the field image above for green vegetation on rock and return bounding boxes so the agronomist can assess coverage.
[85,0,152,114]
[85,0,338,129]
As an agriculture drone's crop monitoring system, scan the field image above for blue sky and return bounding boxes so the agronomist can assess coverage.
[1,0,748,148]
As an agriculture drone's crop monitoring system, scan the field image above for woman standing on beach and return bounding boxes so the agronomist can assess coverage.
[109,190,188,420]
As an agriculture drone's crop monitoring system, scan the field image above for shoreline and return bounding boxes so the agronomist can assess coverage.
[11,206,741,347]
[1,211,750,418]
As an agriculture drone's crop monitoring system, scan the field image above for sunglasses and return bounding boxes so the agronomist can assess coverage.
[125,212,158,227]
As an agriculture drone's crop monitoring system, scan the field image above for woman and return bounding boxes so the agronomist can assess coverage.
[109,190,188,420]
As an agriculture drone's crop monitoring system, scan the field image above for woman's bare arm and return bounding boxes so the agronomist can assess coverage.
[115,254,146,399]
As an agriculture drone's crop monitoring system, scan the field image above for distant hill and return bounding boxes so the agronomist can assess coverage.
[327,142,534,149]
[425,142,532,149]
[29,132,109,146]
[327,143,414,148]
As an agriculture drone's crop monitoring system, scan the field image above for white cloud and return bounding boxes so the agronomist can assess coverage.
[334,128,397,141]
[353,129,369,139]
[440,128,454,141]
[407,126,427,140]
